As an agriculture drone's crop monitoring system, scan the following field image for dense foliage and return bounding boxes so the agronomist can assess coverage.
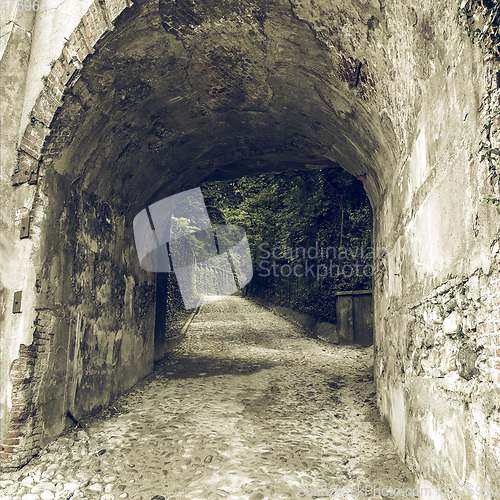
[201,168,373,323]
[457,0,500,57]
[457,0,500,210]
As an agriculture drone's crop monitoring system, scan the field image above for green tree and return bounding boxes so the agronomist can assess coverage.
[201,167,372,323]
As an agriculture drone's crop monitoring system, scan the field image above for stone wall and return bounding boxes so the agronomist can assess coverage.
[373,13,500,491]
[1,311,50,469]
[0,0,499,490]
[401,248,500,487]
[1,166,156,469]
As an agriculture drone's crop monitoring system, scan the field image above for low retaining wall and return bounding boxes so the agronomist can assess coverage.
[250,291,373,346]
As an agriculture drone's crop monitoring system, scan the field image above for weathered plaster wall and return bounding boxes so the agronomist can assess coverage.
[19,0,95,141]
[372,0,500,492]
[35,169,155,443]
[0,3,36,451]
[1,165,155,468]
[0,0,499,490]
[0,0,95,451]
[0,0,150,467]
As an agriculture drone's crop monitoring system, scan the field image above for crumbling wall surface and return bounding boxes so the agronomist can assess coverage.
[0,0,499,487]
[0,0,110,462]
[402,252,500,489]
[0,2,158,472]
[373,0,500,493]
[1,166,156,469]
[0,2,37,455]
[34,169,156,442]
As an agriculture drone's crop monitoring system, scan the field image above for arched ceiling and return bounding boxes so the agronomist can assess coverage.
[40,0,399,214]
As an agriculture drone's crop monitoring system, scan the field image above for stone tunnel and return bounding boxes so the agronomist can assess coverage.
[1,0,499,492]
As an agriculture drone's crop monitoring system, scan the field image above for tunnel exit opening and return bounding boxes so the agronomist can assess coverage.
[153,167,375,356]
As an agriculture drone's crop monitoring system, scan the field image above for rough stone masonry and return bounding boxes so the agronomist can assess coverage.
[0,0,499,495]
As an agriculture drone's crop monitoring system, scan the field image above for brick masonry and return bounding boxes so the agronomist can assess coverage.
[0,310,53,469]
[11,0,132,187]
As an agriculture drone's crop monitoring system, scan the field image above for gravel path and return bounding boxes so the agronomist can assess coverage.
[1,296,414,499]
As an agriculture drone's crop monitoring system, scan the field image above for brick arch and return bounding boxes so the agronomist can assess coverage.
[12,0,133,187]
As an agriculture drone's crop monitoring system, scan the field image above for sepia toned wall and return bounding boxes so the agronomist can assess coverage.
[0,0,499,493]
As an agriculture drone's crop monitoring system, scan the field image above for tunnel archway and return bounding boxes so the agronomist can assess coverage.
[16,0,397,205]
[31,0,393,427]
[2,0,499,489]
[7,0,396,448]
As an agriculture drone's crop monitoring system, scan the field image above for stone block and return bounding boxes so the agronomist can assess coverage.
[456,345,478,380]
[440,342,457,374]
[467,275,480,301]
[442,311,461,336]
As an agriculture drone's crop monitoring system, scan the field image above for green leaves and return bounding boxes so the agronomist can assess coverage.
[201,168,373,323]
[457,1,500,211]
[478,126,500,210]
[457,0,500,57]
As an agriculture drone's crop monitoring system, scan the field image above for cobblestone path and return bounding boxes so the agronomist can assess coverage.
[1,297,414,500]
